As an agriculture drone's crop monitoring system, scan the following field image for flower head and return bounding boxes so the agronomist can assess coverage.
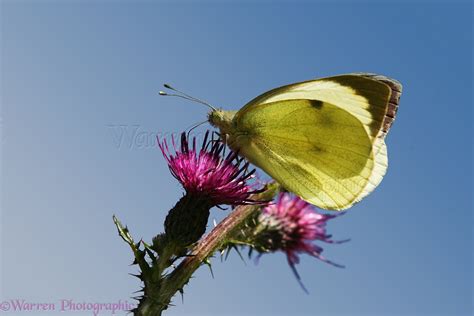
[158,131,262,206]
[259,193,347,268]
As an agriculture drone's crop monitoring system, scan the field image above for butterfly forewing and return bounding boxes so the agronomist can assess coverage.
[226,73,402,210]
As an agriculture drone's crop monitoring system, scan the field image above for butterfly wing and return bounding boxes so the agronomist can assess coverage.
[231,73,402,210]
[239,73,402,140]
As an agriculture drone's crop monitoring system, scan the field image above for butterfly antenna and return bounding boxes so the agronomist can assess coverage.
[159,84,217,111]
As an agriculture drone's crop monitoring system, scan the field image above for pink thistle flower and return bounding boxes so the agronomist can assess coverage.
[258,192,348,290]
[158,131,263,206]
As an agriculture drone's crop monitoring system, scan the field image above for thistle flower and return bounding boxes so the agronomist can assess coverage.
[158,131,262,206]
[158,131,263,247]
[233,192,348,290]
[258,193,347,268]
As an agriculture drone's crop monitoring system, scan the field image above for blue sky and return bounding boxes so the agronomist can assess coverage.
[1,1,472,316]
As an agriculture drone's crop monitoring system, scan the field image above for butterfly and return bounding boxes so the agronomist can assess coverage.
[162,73,402,210]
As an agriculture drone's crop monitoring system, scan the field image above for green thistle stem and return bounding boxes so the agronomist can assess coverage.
[115,182,280,316]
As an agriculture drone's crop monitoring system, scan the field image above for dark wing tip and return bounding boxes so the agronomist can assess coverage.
[352,73,403,136]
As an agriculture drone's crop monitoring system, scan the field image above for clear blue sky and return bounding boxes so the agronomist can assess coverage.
[1,1,472,316]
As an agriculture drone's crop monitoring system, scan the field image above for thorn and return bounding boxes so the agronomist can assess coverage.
[179,288,184,303]
[220,248,226,261]
[204,259,215,279]
[225,246,232,261]
[129,273,142,280]
[159,91,167,95]
[132,287,144,294]
[233,246,246,264]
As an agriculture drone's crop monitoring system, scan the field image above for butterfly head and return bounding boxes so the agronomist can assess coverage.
[208,109,236,135]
